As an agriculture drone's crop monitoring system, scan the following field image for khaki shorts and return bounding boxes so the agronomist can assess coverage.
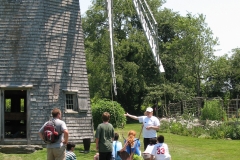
[47,145,66,160]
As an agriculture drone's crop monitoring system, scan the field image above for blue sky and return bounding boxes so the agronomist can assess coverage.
[79,0,240,57]
[79,0,91,15]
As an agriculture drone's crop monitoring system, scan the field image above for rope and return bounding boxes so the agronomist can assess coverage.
[105,0,126,142]
[109,65,120,130]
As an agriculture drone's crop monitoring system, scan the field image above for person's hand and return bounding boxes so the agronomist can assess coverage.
[146,126,152,130]
[96,145,99,151]
[124,113,129,116]
[62,139,68,145]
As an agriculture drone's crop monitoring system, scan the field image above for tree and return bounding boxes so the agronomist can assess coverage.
[159,11,218,97]
[82,0,219,114]
[229,48,240,98]
[204,55,231,98]
[82,2,112,98]
[83,0,165,113]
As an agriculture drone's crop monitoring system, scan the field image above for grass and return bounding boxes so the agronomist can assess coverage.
[0,123,240,160]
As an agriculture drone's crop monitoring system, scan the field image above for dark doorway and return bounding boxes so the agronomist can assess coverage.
[4,90,27,138]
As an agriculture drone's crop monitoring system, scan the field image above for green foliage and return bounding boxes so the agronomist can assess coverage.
[170,122,183,135]
[160,12,218,97]
[21,99,24,112]
[224,122,240,140]
[204,56,231,97]
[165,121,206,137]
[82,0,240,112]
[223,91,230,110]
[158,120,170,133]
[91,98,126,129]
[206,125,225,139]
[229,48,240,97]
[133,154,144,160]
[191,126,206,137]
[201,100,227,120]
[160,118,240,140]
[5,99,11,112]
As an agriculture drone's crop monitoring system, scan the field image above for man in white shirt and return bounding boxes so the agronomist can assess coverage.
[124,107,160,150]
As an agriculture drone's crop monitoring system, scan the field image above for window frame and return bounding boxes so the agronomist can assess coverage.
[63,90,79,113]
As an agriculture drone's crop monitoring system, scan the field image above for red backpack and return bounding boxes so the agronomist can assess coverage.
[43,120,60,144]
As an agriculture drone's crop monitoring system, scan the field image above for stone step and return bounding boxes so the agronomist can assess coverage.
[0,145,43,154]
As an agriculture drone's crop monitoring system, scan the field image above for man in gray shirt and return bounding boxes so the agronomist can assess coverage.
[39,108,69,160]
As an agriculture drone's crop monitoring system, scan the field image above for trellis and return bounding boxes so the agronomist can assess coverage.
[167,102,182,117]
[164,98,204,118]
[227,99,240,119]
[164,97,240,120]
[182,97,204,117]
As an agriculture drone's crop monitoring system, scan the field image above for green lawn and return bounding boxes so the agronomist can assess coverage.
[0,123,239,160]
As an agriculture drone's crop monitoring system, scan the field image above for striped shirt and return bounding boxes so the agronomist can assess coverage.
[66,151,77,160]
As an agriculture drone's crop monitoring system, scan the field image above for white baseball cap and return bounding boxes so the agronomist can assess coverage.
[146,107,153,112]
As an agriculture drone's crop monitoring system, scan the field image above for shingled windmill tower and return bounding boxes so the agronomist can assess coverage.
[0,0,94,145]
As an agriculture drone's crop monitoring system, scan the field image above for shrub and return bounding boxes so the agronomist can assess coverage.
[192,126,205,137]
[160,117,240,139]
[133,154,143,160]
[201,100,227,121]
[170,122,183,135]
[225,122,240,140]
[91,98,126,129]
[159,120,171,133]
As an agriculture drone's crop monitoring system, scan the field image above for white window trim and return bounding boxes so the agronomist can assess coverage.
[0,84,33,88]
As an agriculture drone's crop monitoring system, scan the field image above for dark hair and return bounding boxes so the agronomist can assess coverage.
[67,142,76,151]
[102,112,110,122]
[52,108,61,118]
[149,138,157,145]
[114,133,119,141]
[157,135,164,143]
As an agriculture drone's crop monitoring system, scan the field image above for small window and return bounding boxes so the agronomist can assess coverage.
[65,93,78,113]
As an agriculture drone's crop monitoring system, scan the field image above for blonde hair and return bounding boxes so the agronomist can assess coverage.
[127,130,136,147]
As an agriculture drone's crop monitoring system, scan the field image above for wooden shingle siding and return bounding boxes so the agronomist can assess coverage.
[0,0,94,145]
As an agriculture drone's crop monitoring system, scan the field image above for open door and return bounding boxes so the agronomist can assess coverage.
[4,90,27,139]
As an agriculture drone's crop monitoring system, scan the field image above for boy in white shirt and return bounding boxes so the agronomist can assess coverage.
[142,138,157,160]
[150,135,171,160]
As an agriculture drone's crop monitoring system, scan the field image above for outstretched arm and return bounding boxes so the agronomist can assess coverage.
[124,113,139,120]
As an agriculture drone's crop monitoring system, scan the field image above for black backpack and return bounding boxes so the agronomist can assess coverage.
[43,120,61,144]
